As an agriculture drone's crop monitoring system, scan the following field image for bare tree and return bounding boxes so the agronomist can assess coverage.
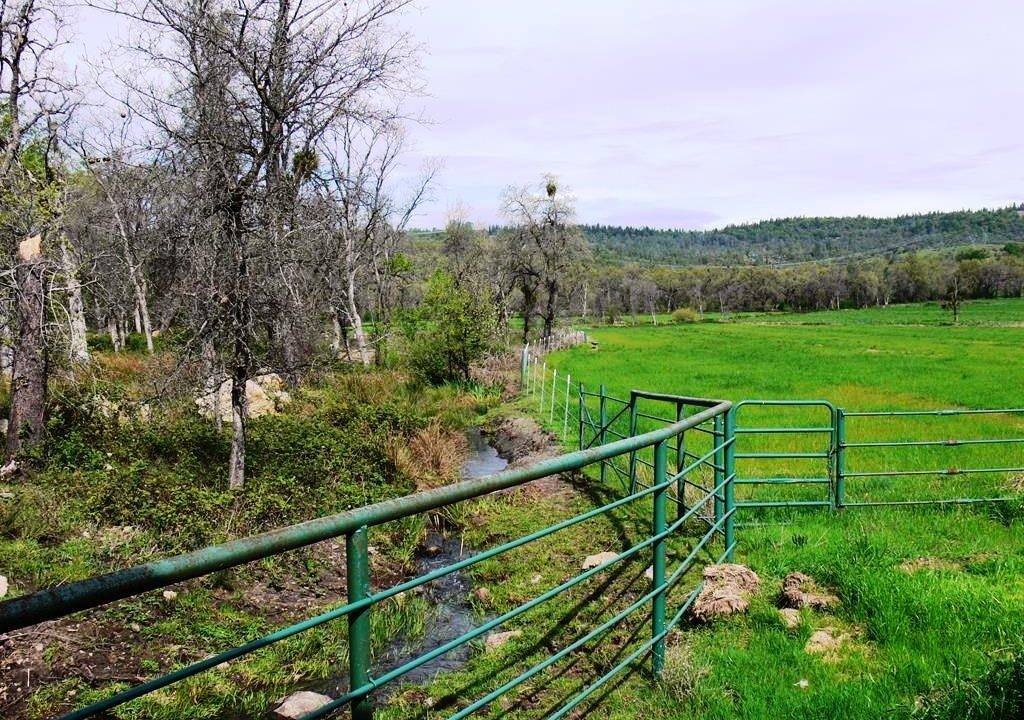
[502,174,588,341]
[0,0,73,458]
[97,0,417,488]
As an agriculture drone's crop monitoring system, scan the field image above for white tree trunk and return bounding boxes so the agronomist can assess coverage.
[346,275,370,366]
[228,373,247,490]
[129,272,154,353]
[61,239,89,364]
[107,316,121,352]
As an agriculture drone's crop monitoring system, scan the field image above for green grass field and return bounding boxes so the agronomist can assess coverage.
[396,298,1024,720]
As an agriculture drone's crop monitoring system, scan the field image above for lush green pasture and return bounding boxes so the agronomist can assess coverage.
[555,300,1024,506]
[731,296,1024,326]
[401,300,1024,720]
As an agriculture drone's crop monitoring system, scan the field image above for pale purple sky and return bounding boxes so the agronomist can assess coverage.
[74,1,1024,229]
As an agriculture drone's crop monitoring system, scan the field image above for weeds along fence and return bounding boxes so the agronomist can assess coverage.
[522,347,1023,514]
[0,370,733,720]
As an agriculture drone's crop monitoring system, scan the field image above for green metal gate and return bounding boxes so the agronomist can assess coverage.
[730,400,838,511]
[836,406,1024,507]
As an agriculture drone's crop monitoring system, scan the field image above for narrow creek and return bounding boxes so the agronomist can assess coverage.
[311,428,508,708]
[375,427,508,686]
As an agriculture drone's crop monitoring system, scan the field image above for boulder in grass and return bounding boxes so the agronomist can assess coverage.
[273,691,333,719]
[690,563,761,622]
[780,572,838,611]
[485,630,522,650]
[581,551,618,570]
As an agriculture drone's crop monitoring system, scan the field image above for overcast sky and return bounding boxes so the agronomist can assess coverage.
[76,1,1024,229]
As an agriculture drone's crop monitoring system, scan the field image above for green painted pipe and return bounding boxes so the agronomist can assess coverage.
[0,401,729,633]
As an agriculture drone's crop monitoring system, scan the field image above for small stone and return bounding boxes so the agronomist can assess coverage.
[644,566,655,582]
[484,630,522,650]
[780,572,838,611]
[473,587,492,603]
[162,590,178,602]
[0,575,7,599]
[779,608,801,629]
[795,678,809,689]
[424,545,442,557]
[0,491,13,500]
[581,551,618,570]
[530,574,542,584]
[273,691,333,719]
[129,622,142,632]
[805,628,845,655]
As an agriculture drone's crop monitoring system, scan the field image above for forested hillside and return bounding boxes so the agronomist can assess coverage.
[580,206,1024,265]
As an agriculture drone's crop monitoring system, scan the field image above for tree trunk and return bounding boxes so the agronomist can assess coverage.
[227,367,247,490]
[330,307,342,356]
[61,239,89,365]
[348,301,370,366]
[7,235,47,458]
[131,274,154,353]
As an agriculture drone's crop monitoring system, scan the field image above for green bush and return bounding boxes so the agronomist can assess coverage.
[671,307,701,323]
[407,270,497,384]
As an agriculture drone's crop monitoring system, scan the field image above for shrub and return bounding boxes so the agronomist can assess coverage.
[407,270,497,384]
[671,307,701,323]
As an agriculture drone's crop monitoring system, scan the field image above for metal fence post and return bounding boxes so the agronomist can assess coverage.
[675,401,687,521]
[835,408,846,509]
[346,527,373,720]
[628,391,640,492]
[713,414,725,526]
[562,373,571,440]
[598,384,608,484]
[724,409,736,559]
[651,440,668,677]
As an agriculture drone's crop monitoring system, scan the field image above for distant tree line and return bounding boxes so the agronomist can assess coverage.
[575,208,1024,265]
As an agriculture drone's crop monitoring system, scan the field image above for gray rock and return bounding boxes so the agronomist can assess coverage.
[272,691,333,719]
[485,630,522,650]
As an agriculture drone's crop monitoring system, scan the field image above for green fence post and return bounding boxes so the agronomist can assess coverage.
[577,382,585,451]
[835,408,846,509]
[628,391,639,492]
[714,414,725,526]
[724,409,736,559]
[675,401,687,522]
[599,384,608,484]
[652,439,668,677]
[346,526,373,720]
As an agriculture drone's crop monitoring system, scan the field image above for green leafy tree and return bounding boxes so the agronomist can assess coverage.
[408,270,496,384]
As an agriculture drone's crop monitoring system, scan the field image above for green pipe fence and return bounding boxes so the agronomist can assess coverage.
[520,345,1021,514]
[5,338,1021,720]
[1,354,733,720]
